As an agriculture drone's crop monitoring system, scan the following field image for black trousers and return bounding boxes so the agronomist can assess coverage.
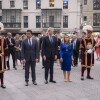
[44,57,54,81]
[7,50,15,68]
[25,60,36,82]
[73,50,79,66]
[41,53,45,67]
[0,73,4,85]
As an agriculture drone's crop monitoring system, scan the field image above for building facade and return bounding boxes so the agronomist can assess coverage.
[0,0,80,34]
[82,0,100,32]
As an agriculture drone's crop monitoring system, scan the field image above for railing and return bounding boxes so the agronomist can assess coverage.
[42,22,61,28]
[3,23,21,28]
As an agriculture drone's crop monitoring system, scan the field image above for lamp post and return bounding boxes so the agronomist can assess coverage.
[80,0,83,35]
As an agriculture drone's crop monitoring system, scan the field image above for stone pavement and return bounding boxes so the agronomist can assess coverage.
[0,56,100,100]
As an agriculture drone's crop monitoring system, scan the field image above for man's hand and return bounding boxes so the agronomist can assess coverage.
[35,58,39,63]
[55,55,57,60]
[87,49,92,54]
[10,43,13,46]
[43,55,46,61]
[60,58,63,62]
[22,59,26,64]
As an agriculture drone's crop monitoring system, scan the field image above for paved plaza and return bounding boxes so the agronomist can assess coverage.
[0,56,100,100]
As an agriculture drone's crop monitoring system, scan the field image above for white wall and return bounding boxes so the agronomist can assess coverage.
[1,0,81,33]
[41,0,63,9]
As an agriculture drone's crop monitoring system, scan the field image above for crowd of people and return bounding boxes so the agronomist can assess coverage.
[0,25,100,88]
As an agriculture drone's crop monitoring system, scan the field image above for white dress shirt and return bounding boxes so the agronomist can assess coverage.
[28,37,33,45]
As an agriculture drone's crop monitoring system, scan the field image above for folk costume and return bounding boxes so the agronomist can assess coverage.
[0,36,8,88]
[80,25,96,80]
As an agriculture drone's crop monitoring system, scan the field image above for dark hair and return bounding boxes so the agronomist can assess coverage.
[27,30,33,34]
[73,31,77,34]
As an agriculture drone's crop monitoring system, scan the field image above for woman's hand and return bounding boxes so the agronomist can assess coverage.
[60,58,63,62]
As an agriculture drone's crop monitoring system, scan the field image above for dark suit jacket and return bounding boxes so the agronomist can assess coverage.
[42,36,58,58]
[71,39,80,52]
[21,38,39,61]
[6,38,15,52]
[39,36,45,51]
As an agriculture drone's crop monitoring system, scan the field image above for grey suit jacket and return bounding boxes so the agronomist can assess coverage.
[21,38,39,61]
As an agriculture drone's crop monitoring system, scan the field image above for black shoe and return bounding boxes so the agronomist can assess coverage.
[45,80,48,84]
[1,84,6,88]
[33,81,37,85]
[14,67,17,70]
[42,66,44,69]
[23,66,25,70]
[49,80,56,83]
[81,77,84,80]
[7,68,10,70]
[25,82,28,86]
[87,76,94,80]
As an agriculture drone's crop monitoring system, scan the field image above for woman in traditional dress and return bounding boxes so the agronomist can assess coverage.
[95,34,100,60]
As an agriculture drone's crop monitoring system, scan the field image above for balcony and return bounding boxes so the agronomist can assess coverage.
[2,9,22,30]
[3,23,21,29]
[42,9,62,28]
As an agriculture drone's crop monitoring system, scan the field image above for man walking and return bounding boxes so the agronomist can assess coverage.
[6,32,16,70]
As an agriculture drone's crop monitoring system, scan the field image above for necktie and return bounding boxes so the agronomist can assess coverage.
[29,38,31,46]
[74,40,76,50]
[50,36,53,43]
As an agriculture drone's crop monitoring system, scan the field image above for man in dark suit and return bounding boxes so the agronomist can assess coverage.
[71,34,80,67]
[39,31,47,69]
[21,30,39,86]
[6,32,17,70]
[42,27,58,84]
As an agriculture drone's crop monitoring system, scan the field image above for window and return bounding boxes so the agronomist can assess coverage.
[10,16,16,23]
[23,0,28,9]
[24,16,28,28]
[84,16,87,21]
[0,1,2,9]
[10,1,15,7]
[63,0,68,9]
[42,9,61,28]
[36,16,41,28]
[93,13,100,26]
[93,0,100,10]
[2,9,21,28]
[63,16,68,28]
[84,0,87,5]
[36,0,41,9]
[49,0,54,7]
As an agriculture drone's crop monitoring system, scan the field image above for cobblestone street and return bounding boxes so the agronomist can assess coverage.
[0,55,100,100]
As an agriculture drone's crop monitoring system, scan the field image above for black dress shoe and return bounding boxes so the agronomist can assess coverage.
[7,68,10,70]
[81,77,84,80]
[25,82,28,86]
[1,84,6,88]
[49,80,56,83]
[45,80,48,84]
[42,66,44,69]
[14,67,17,70]
[33,81,37,85]
[87,76,94,80]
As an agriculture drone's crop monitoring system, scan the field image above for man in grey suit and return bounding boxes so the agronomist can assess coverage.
[21,30,39,86]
